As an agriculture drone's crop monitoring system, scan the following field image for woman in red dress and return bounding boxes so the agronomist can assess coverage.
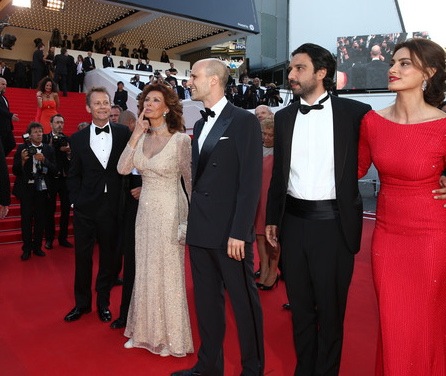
[358,38,446,375]
[35,77,60,133]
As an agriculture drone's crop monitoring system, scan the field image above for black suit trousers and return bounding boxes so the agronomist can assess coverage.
[189,244,264,376]
[73,193,120,309]
[20,185,48,251]
[45,177,71,242]
[280,212,354,376]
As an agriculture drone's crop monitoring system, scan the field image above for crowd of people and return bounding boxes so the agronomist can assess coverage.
[1,36,446,376]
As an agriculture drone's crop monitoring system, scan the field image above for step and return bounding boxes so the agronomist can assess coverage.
[0,227,74,244]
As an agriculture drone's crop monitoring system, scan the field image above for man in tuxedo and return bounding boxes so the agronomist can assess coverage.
[236,74,253,109]
[54,47,69,96]
[83,51,96,72]
[42,114,73,249]
[265,43,371,376]
[135,58,146,71]
[102,50,114,68]
[166,77,185,100]
[0,77,17,156]
[125,59,134,70]
[0,61,12,85]
[172,58,264,376]
[251,77,266,108]
[131,74,145,91]
[12,122,56,260]
[145,59,153,73]
[64,87,130,323]
[181,79,191,100]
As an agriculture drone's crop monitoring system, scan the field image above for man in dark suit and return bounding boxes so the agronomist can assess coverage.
[42,114,73,249]
[0,61,12,85]
[125,59,134,70]
[364,45,389,89]
[236,74,253,109]
[131,74,145,91]
[0,77,17,156]
[83,51,96,72]
[166,77,185,100]
[12,122,56,260]
[53,47,69,96]
[250,77,266,108]
[102,50,114,68]
[265,43,371,376]
[64,87,130,323]
[171,58,264,376]
[135,58,146,71]
[0,141,10,219]
[145,59,153,72]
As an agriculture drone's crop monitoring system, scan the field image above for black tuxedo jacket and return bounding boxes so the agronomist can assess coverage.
[12,143,56,199]
[67,123,130,213]
[125,64,134,70]
[173,85,185,100]
[82,57,96,71]
[236,84,253,109]
[135,63,147,71]
[187,101,262,249]
[132,81,145,90]
[0,94,16,156]
[102,56,114,68]
[266,96,371,253]
[43,133,71,177]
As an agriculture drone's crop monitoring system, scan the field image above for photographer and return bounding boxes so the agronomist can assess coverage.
[12,122,56,261]
[264,83,283,107]
[43,114,73,249]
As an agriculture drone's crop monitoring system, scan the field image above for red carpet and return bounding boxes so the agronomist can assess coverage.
[0,219,377,376]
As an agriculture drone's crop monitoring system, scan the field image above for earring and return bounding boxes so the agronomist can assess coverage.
[421,80,427,91]
[163,111,167,117]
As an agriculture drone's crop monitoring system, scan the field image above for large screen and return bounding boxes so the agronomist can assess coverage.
[336,32,430,92]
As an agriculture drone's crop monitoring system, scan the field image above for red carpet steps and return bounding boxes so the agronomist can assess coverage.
[0,88,89,244]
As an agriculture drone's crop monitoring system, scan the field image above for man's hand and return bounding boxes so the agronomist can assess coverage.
[227,237,245,261]
[432,175,446,206]
[0,205,9,219]
[12,113,19,122]
[265,225,279,248]
[130,186,141,200]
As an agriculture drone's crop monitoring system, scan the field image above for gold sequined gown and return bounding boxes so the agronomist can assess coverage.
[117,131,193,357]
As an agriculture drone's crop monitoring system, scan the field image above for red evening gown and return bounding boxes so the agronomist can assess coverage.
[36,99,57,133]
[358,110,446,375]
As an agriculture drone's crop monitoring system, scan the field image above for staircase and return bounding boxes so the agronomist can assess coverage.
[1,88,89,244]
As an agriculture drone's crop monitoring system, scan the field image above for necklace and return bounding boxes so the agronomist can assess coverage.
[150,122,167,132]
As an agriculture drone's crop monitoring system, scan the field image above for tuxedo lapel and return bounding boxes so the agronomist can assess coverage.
[194,103,233,184]
[281,103,299,177]
[192,119,205,181]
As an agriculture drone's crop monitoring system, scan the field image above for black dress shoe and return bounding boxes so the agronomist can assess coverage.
[21,251,31,261]
[171,368,201,376]
[33,249,46,257]
[64,306,92,322]
[110,316,126,329]
[44,241,53,250]
[59,240,73,248]
[98,307,112,322]
[282,303,291,310]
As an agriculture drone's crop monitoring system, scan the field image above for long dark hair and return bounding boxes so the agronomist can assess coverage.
[393,38,446,107]
[138,83,184,133]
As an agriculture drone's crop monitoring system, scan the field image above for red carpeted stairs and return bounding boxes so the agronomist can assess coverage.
[0,88,89,244]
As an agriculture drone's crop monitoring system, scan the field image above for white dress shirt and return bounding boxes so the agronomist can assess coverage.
[288,92,336,200]
[90,122,112,192]
[198,96,228,153]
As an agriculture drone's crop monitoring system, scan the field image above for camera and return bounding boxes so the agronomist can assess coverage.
[22,133,38,156]
[52,134,68,149]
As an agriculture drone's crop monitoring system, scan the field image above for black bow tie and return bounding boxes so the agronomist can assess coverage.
[200,108,216,122]
[299,95,329,115]
[95,125,110,135]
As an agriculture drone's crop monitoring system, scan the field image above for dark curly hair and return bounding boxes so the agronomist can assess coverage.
[138,82,184,133]
[393,38,446,107]
[37,77,58,93]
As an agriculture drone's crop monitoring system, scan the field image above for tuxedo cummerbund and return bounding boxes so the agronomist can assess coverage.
[285,195,339,220]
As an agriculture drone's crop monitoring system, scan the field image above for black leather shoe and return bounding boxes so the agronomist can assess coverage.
[59,240,73,248]
[171,368,201,376]
[44,241,53,250]
[21,251,31,261]
[282,303,291,310]
[33,249,46,257]
[110,316,126,329]
[98,307,112,322]
[64,306,92,322]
